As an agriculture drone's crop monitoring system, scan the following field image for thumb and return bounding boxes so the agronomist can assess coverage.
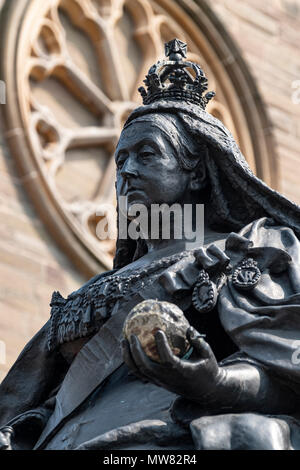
[186,327,212,359]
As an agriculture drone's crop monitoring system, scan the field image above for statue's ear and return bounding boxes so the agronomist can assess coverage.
[189,154,207,191]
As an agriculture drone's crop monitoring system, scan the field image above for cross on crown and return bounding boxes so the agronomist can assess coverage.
[138,38,215,109]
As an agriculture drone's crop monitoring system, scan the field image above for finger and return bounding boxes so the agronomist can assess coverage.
[186,327,212,360]
[155,330,181,366]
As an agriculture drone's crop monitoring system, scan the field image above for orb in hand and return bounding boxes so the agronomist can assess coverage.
[123,299,191,363]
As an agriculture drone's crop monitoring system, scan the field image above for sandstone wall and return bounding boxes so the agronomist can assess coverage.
[0,117,84,382]
[209,0,300,202]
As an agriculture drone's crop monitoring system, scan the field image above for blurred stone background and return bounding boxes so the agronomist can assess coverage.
[0,0,300,380]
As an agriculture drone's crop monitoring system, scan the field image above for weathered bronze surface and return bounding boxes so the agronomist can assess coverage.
[1,40,300,450]
[123,300,191,363]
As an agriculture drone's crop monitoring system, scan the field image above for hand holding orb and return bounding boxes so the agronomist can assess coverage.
[123,299,191,363]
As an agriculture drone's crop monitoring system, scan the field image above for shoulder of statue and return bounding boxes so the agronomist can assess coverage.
[238,216,299,244]
[157,218,299,314]
[47,268,118,352]
[229,216,299,265]
[67,268,118,299]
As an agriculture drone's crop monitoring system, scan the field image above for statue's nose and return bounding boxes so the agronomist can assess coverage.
[120,156,139,179]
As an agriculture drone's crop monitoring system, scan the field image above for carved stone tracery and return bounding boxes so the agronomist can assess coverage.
[0,0,278,276]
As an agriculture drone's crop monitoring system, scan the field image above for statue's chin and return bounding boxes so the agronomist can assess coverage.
[126,196,152,214]
[126,190,147,200]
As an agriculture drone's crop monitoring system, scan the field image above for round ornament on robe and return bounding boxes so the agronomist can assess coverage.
[123,300,191,363]
[232,258,261,290]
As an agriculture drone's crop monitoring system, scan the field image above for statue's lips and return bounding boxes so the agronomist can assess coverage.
[123,187,146,197]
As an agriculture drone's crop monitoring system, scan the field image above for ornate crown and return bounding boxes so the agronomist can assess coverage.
[138,38,215,109]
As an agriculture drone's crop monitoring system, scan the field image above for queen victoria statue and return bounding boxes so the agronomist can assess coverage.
[1,39,300,451]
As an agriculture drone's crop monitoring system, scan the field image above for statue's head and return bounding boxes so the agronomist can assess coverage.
[113,39,300,269]
[115,39,212,214]
[115,114,208,212]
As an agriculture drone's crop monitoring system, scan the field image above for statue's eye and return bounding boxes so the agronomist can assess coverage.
[116,156,126,169]
[139,151,154,159]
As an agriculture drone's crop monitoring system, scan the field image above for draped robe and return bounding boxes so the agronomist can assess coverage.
[1,217,300,450]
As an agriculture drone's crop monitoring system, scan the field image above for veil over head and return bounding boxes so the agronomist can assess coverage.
[114,100,300,269]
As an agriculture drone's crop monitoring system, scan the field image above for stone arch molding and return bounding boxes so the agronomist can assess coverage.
[0,0,278,277]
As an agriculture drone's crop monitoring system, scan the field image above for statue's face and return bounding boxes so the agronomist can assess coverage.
[115,121,191,210]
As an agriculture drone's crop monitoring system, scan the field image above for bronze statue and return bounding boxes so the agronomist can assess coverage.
[1,39,300,450]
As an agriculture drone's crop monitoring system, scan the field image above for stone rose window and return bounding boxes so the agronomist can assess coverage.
[0,0,277,276]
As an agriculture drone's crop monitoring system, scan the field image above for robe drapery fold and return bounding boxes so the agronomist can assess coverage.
[1,217,300,449]
[219,218,300,392]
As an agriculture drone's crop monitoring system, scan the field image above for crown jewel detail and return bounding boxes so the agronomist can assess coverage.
[138,39,215,109]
